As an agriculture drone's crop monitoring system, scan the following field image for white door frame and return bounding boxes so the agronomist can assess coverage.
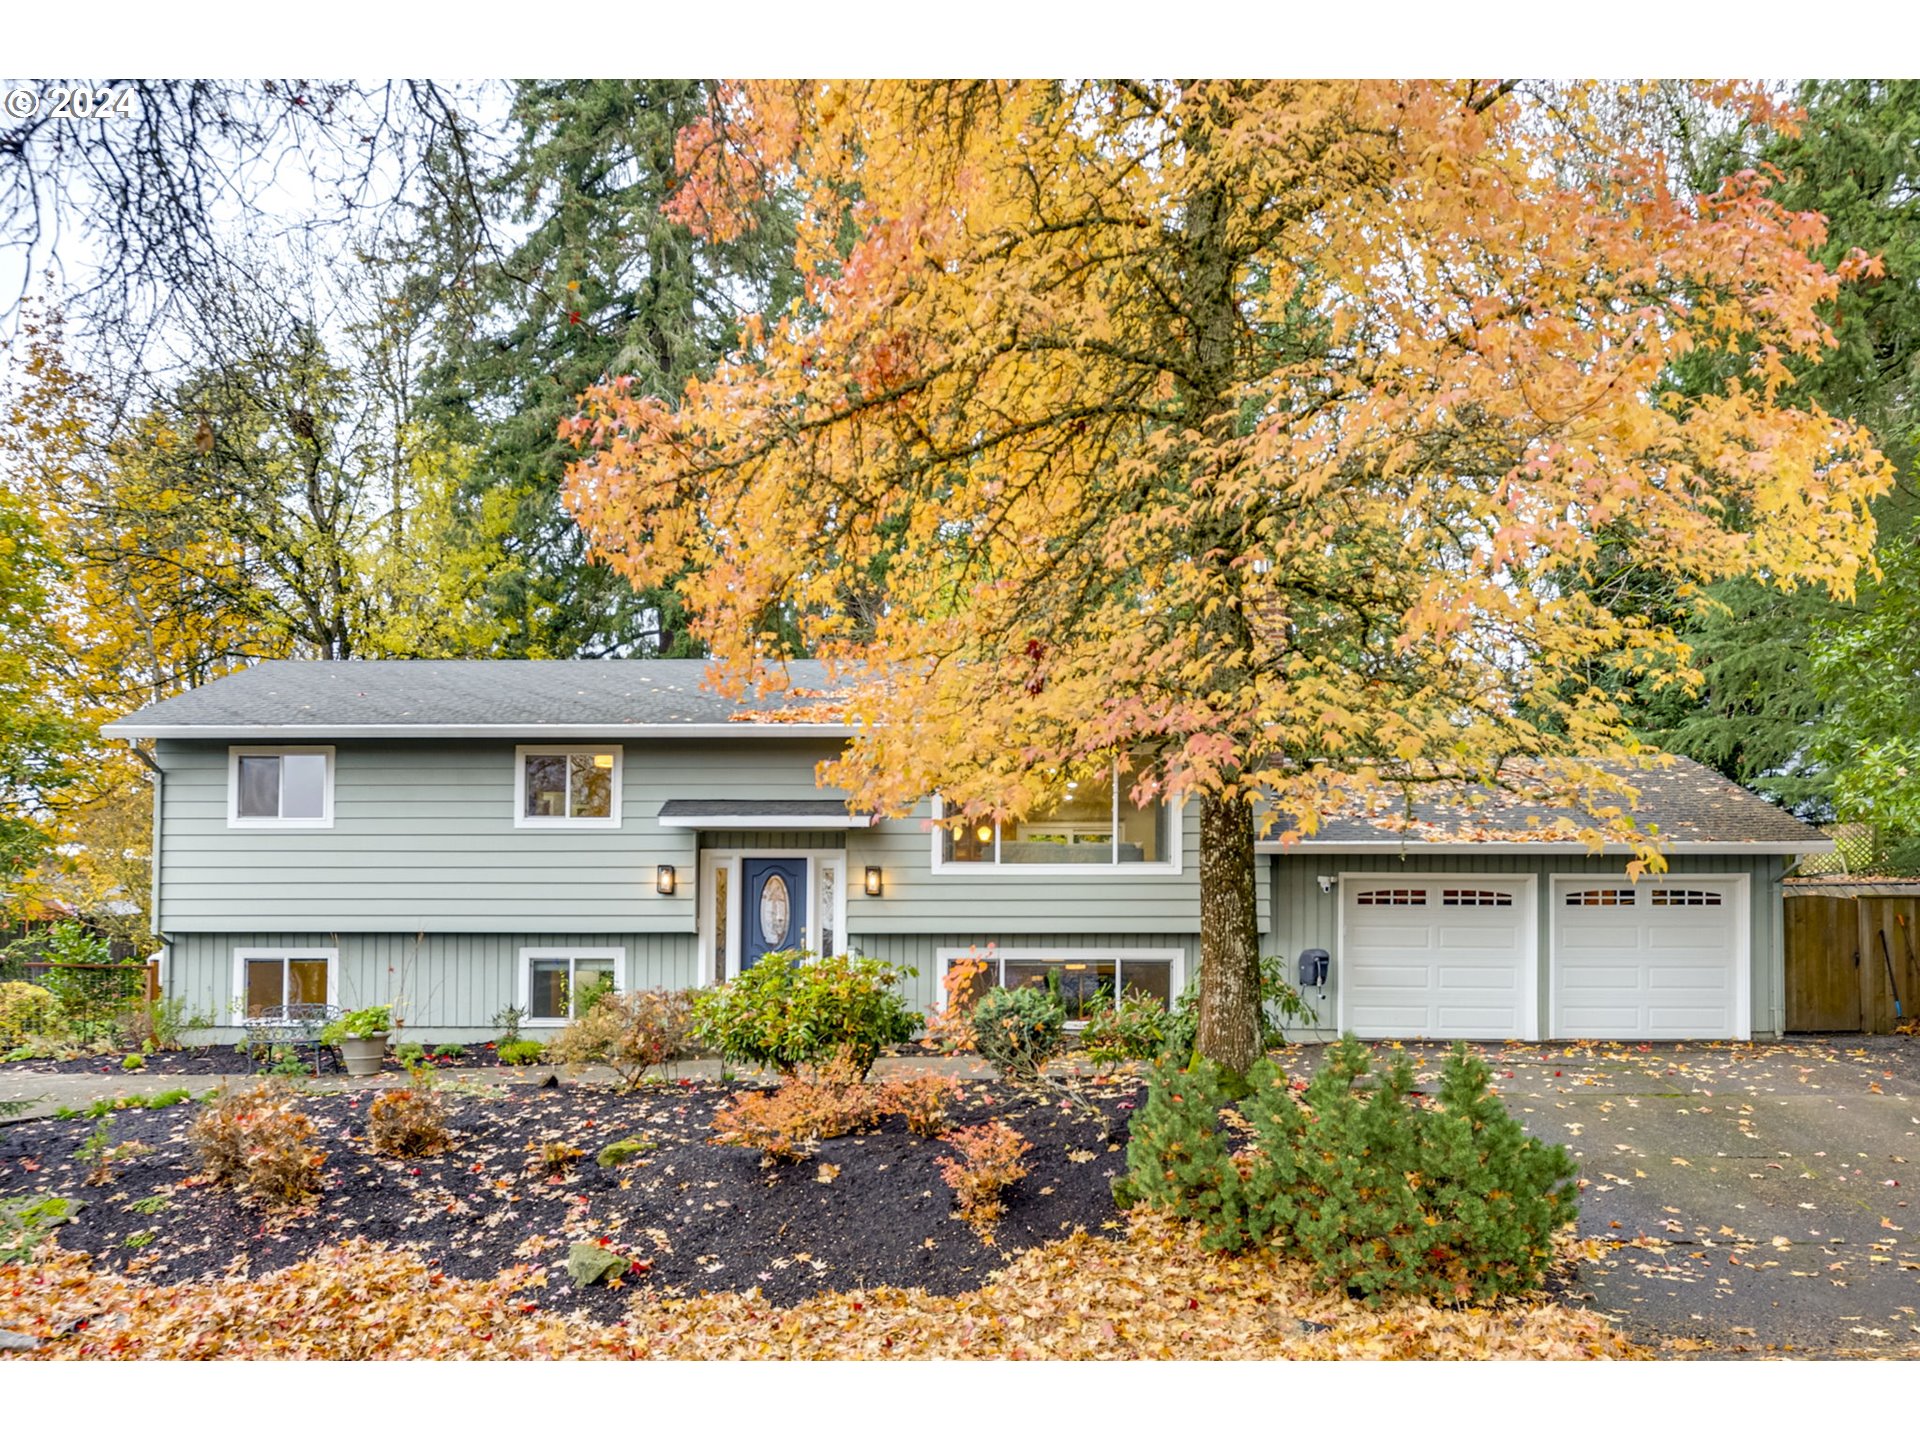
[1547,871,1751,1041]
[698,847,850,981]
[1335,872,1540,1041]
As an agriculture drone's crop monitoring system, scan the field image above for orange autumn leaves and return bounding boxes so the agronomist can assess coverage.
[562,81,1891,846]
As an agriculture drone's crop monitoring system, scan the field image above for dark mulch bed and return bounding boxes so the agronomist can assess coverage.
[0,1075,1141,1318]
[0,1044,529,1078]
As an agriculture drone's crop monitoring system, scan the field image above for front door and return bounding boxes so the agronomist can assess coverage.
[742,857,808,970]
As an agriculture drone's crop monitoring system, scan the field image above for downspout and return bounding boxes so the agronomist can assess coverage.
[127,743,166,990]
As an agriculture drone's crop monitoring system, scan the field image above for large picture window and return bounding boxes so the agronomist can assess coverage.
[519,949,624,1023]
[940,948,1179,1024]
[937,762,1175,869]
[514,746,622,827]
[228,747,333,828]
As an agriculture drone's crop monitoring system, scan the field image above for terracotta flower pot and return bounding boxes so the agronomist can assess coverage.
[337,1033,388,1077]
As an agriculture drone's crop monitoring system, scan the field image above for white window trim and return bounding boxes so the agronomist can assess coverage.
[517,946,628,1027]
[1334,872,1540,1042]
[928,786,1184,877]
[1547,872,1750,1042]
[231,946,340,1019]
[513,744,624,829]
[698,849,850,982]
[226,746,336,829]
[933,946,1186,1024]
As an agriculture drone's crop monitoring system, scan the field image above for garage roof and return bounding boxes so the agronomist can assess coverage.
[1259,757,1831,854]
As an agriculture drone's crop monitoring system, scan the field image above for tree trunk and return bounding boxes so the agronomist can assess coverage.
[1196,789,1261,1077]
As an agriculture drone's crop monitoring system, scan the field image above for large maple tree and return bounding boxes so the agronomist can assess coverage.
[564,80,1890,1074]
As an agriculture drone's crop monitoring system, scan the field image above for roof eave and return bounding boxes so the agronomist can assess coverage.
[100,722,859,741]
[1255,838,1834,855]
[655,814,875,830]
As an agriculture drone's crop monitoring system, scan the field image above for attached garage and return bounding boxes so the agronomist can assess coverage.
[1551,877,1747,1040]
[1261,757,1831,1042]
[1340,876,1536,1040]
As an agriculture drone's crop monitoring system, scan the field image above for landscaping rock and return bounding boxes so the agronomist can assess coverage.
[0,1327,40,1351]
[566,1242,631,1288]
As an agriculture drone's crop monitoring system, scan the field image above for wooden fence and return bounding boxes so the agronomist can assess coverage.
[1784,889,1920,1033]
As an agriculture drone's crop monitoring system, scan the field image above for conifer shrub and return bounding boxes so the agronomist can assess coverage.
[1117,1038,1581,1304]
[936,1120,1032,1234]
[691,952,920,1078]
[545,988,695,1088]
[970,985,1066,1084]
[365,1081,456,1158]
[1111,1057,1245,1250]
[189,1081,325,1206]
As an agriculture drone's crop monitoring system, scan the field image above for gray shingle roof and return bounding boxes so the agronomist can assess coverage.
[100,660,848,737]
[1266,758,1826,850]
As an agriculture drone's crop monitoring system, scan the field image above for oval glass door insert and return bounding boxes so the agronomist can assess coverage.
[758,874,792,948]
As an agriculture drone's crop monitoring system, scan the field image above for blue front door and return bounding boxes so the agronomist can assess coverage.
[742,858,808,970]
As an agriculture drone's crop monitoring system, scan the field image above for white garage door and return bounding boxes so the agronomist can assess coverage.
[1552,880,1745,1040]
[1341,879,1533,1039]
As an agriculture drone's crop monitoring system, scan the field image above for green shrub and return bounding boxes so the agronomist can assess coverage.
[121,1053,146,1071]
[546,988,695,1088]
[1079,991,1169,1067]
[1113,1057,1245,1249]
[691,952,920,1079]
[1117,1038,1581,1305]
[0,980,61,1049]
[1159,954,1317,1066]
[496,1039,546,1066]
[117,996,192,1052]
[394,1042,428,1068]
[971,985,1066,1084]
[433,1044,466,1060]
[492,1005,525,1046]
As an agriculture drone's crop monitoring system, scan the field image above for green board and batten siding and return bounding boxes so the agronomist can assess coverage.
[1266,851,1792,1040]
[154,738,1242,1035]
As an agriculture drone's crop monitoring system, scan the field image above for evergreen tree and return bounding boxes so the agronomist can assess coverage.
[422,80,799,657]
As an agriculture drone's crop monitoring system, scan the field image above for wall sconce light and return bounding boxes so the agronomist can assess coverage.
[656,864,676,896]
[864,866,883,898]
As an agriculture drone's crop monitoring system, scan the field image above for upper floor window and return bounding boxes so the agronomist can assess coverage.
[936,762,1175,870]
[515,745,622,828]
[228,747,334,828]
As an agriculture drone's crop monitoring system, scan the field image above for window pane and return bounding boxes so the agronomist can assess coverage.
[712,868,729,985]
[528,958,569,1019]
[1119,959,1172,1007]
[819,867,836,956]
[943,814,996,863]
[571,959,616,1016]
[237,755,281,818]
[524,755,567,818]
[569,752,614,818]
[245,958,284,1015]
[1117,779,1168,863]
[287,958,329,1007]
[1004,957,1116,1022]
[280,754,327,819]
[1002,769,1115,864]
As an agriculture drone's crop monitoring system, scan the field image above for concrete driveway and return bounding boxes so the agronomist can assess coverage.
[1287,1037,1920,1358]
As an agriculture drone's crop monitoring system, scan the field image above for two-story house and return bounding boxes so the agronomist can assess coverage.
[103,658,1830,1043]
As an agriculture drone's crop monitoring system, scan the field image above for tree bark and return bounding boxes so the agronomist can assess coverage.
[1196,789,1262,1077]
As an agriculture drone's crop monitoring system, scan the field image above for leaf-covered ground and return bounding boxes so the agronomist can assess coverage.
[0,1215,1639,1360]
[0,1076,1136,1317]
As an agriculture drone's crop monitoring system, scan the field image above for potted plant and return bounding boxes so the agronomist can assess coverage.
[321,1004,393,1077]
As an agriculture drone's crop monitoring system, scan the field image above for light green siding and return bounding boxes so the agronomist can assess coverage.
[1267,851,1790,1040]
[165,930,701,1041]
[153,738,1242,938]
